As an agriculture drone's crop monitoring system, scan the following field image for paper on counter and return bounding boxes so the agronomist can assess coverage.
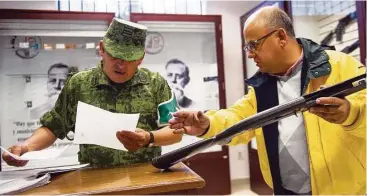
[73,101,140,151]
[0,173,51,195]
[0,144,72,161]
[0,163,89,182]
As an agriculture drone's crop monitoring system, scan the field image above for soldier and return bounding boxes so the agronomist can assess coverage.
[2,18,182,167]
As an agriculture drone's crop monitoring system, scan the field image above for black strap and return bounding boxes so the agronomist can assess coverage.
[144,131,155,147]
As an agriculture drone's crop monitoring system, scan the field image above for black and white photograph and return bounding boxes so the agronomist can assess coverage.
[29,63,70,120]
[141,23,220,112]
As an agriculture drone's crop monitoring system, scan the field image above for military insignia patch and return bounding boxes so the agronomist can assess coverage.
[157,90,179,127]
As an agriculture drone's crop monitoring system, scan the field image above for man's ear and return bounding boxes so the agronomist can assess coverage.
[99,40,104,56]
[278,28,287,48]
[136,52,145,66]
[184,75,190,86]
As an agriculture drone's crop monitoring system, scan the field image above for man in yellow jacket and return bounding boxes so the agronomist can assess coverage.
[169,6,366,195]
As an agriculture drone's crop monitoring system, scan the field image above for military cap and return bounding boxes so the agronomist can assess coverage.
[103,18,147,61]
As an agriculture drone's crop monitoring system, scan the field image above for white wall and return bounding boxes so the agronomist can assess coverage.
[293,16,320,42]
[206,0,259,180]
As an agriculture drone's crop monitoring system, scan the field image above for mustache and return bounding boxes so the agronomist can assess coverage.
[169,84,184,91]
[47,90,61,97]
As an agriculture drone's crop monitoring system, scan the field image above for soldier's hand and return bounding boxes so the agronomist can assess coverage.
[116,128,149,152]
[169,111,210,136]
[2,144,29,167]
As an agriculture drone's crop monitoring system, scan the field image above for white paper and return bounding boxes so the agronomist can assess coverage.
[73,101,140,150]
[36,163,90,176]
[0,169,39,181]
[0,145,72,161]
[0,179,16,186]
[0,174,51,195]
[0,164,89,181]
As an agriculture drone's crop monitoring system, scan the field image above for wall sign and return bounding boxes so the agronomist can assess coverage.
[145,32,164,54]
[12,36,42,59]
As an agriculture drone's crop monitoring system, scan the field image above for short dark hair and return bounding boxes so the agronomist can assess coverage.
[47,63,69,75]
[269,8,295,38]
[244,6,296,38]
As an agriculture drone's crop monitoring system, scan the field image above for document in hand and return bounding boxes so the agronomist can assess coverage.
[0,144,72,161]
[74,101,140,150]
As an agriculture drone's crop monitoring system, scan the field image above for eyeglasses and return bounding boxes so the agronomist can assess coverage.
[243,30,278,52]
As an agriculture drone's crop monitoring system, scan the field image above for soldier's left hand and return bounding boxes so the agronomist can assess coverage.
[309,97,350,124]
[116,128,149,152]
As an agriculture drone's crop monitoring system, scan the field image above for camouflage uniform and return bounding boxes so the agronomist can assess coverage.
[40,18,177,167]
[40,62,173,167]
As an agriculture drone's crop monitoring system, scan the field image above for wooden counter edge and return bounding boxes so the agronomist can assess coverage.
[65,163,206,195]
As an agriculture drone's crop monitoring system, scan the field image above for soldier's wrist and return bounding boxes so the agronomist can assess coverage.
[144,131,155,148]
[21,142,31,152]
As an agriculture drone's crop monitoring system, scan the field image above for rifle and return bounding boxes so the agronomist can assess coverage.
[152,73,366,169]
[320,31,334,46]
[335,11,357,42]
[341,40,360,54]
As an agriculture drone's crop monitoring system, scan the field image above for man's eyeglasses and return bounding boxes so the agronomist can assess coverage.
[243,30,278,52]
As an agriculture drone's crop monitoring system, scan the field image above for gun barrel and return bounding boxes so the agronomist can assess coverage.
[214,97,306,142]
[152,138,216,169]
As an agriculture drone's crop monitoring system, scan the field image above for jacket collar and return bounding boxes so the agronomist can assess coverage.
[245,38,333,87]
[92,61,149,88]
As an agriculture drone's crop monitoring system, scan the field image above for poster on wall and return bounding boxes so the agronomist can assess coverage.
[142,31,220,112]
[5,63,77,148]
[0,36,100,168]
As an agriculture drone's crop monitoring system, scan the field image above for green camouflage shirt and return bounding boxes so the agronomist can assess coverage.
[40,61,173,167]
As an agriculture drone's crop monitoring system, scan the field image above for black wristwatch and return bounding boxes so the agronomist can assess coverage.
[144,131,155,148]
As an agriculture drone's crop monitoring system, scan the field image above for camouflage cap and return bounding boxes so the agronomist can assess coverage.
[103,18,147,61]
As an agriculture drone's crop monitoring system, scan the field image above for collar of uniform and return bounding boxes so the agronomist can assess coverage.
[92,61,150,87]
[130,68,150,86]
[92,61,110,87]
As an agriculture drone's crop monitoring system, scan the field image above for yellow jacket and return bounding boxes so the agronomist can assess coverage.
[202,39,366,194]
